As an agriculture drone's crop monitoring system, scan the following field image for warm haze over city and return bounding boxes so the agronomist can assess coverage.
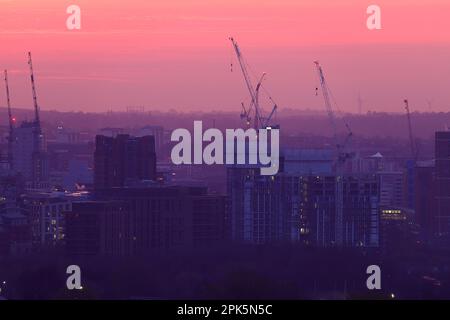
[2,0,450,305]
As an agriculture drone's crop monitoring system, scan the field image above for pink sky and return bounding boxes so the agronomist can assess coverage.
[0,0,449,113]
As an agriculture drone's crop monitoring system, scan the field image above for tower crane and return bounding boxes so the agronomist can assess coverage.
[28,52,46,188]
[28,52,42,152]
[229,37,278,130]
[4,70,14,169]
[404,99,417,163]
[28,52,40,128]
[314,61,353,247]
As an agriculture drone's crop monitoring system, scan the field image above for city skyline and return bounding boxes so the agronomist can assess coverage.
[2,0,450,302]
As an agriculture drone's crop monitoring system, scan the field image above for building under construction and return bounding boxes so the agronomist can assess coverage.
[227,151,380,247]
[2,52,48,190]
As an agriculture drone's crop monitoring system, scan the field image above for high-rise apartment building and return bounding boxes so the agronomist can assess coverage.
[65,185,227,256]
[12,121,48,189]
[434,131,450,243]
[227,150,380,247]
[94,134,157,189]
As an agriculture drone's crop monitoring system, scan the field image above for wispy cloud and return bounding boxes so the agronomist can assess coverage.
[39,75,129,83]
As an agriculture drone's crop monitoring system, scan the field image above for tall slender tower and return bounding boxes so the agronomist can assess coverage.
[357,93,363,115]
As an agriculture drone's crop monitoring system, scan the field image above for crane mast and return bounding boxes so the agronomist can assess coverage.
[404,99,417,162]
[27,50,44,169]
[4,70,14,169]
[314,61,346,247]
[28,52,41,131]
[27,52,48,189]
